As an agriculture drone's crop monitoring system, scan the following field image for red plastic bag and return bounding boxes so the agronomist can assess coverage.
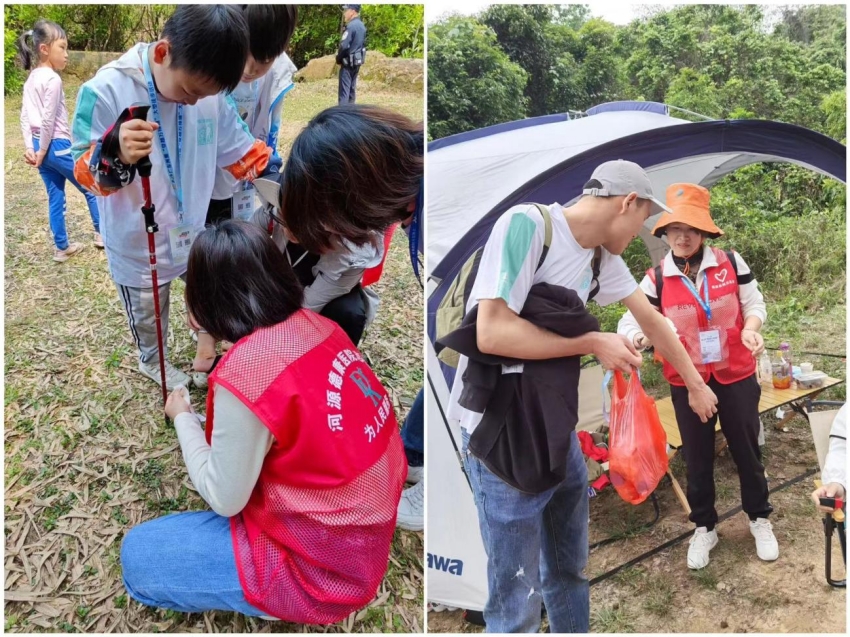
[607,369,669,505]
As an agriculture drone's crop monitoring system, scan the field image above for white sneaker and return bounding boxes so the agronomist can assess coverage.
[687,526,719,570]
[396,481,423,531]
[192,372,209,389]
[138,359,191,391]
[749,518,779,561]
[406,465,424,484]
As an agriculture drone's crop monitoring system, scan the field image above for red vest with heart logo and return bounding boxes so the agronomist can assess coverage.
[205,309,406,623]
[653,247,756,386]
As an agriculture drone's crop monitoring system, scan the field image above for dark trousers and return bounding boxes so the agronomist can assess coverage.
[670,373,773,530]
[338,65,360,104]
[206,198,232,226]
[321,284,368,346]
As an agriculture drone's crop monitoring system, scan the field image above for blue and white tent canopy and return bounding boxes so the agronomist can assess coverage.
[428,101,846,293]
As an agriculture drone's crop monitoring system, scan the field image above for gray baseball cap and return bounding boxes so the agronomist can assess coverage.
[582,160,673,214]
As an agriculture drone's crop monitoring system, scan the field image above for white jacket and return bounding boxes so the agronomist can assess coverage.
[71,43,262,287]
[211,53,297,201]
[822,404,847,489]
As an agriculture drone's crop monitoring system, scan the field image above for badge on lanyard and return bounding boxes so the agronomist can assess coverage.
[169,225,196,265]
[233,183,256,221]
[699,329,723,364]
[682,274,724,364]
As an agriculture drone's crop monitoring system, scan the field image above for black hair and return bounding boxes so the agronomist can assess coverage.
[16,20,67,71]
[279,104,424,254]
[240,5,298,63]
[185,220,304,343]
[161,5,249,92]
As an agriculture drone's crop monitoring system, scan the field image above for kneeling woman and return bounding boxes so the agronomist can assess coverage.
[617,183,777,570]
[121,221,407,622]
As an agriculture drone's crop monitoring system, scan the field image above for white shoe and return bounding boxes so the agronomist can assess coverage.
[749,518,779,561]
[192,372,209,389]
[429,603,458,613]
[406,465,424,484]
[138,359,191,391]
[396,481,423,531]
[687,526,718,570]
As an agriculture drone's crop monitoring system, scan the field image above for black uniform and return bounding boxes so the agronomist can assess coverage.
[337,16,366,104]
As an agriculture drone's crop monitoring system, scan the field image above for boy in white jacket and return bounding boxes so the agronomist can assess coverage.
[71,5,280,390]
[207,5,298,224]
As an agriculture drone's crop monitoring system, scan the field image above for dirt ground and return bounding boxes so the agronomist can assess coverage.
[427,402,847,633]
[5,78,424,633]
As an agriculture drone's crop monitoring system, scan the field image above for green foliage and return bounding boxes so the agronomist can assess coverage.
[361,4,424,58]
[5,4,423,93]
[427,17,527,139]
[430,4,846,135]
[288,4,425,68]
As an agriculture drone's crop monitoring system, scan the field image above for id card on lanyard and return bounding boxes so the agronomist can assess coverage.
[142,47,195,266]
[681,274,722,364]
[232,80,259,221]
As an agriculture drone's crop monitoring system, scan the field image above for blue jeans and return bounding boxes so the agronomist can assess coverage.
[121,511,266,616]
[34,136,100,250]
[401,388,424,466]
[462,428,589,633]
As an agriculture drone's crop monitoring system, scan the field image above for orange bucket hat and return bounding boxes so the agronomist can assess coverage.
[651,183,724,239]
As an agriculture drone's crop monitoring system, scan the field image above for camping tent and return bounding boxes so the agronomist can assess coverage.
[426,101,846,612]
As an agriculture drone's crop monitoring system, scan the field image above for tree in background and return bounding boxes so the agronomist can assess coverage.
[427,17,527,140]
[429,3,845,139]
[5,3,425,94]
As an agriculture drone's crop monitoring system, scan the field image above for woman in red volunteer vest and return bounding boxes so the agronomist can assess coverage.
[617,183,777,570]
[120,220,406,623]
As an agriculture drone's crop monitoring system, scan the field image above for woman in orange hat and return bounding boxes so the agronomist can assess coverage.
[617,182,777,570]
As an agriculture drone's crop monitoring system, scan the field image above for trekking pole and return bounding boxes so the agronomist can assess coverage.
[126,105,169,415]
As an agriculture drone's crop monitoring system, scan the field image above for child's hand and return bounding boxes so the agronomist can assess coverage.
[24,149,37,166]
[34,149,47,169]
[165,385,192,420]
[118,119,159,165]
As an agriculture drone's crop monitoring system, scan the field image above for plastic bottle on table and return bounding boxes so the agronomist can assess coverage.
[772,344,791,390]
[758,350,772,384]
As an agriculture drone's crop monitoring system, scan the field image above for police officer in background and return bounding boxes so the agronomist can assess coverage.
[337,4,366,104]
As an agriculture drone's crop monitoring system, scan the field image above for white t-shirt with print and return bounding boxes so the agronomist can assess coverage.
[446,203,639,435]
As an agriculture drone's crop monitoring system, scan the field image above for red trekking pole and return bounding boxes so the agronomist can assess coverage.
[126,106,169,412]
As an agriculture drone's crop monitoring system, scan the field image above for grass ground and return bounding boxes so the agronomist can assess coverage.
[5,77,424,633]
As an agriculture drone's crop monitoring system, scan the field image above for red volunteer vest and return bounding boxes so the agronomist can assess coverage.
[206,309,406,624]
[651,247,755,386]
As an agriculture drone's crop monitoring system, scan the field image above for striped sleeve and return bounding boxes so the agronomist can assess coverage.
[71,84,124,197]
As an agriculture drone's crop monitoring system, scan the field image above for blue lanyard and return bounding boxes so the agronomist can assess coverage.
[142,46,184,223]
[680,273,712,322]
[409,180,423,283]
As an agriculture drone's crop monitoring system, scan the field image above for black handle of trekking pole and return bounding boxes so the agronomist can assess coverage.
[125,105,153,176]
[123,105,158,233]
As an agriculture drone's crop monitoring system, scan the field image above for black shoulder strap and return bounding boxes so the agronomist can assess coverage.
[587,247,603,302]
[724,250,738,277]
[653,264,663,307]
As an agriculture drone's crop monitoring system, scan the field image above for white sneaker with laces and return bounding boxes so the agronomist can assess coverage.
[396,481,423,531]
[138,359,191,391]
[687,526,718,570]
[749,518,779,561]
[406,465,423,484]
